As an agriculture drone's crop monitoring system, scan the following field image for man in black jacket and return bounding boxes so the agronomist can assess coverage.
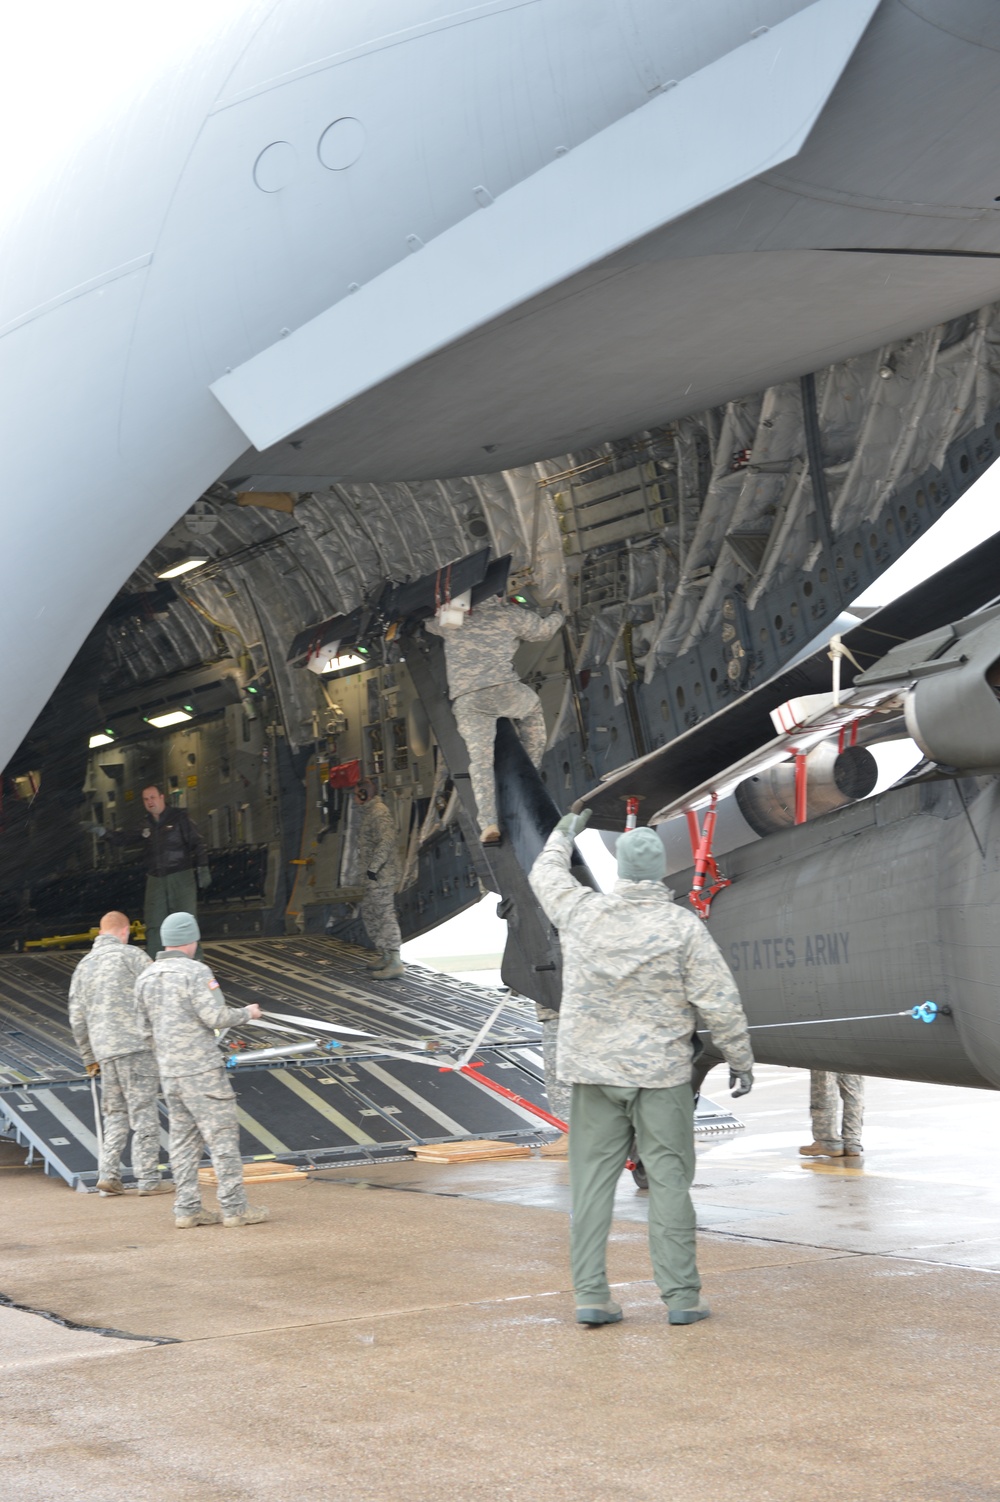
[140,785,211,956]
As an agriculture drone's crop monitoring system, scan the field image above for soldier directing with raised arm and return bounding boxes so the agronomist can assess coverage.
[426,591,563,845]
[134,912,269,1229]
[355,777,404,979]
[68,910,163,1197]
[529,814,754,1329]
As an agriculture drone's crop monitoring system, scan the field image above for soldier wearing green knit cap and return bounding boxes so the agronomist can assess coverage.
[529,812,753,1329]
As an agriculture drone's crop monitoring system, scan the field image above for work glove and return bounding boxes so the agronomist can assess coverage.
[554,808,592,839]
[729,1068,753,1098]
[197,865,212,890]
[85,1062,100,1078]
[367,869,378,881]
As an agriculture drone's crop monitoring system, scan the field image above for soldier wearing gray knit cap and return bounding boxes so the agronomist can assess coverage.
[530,813,753,1329]
[135,912,269,1229]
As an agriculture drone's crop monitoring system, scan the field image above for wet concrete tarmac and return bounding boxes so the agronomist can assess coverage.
[2,1066,999,1500]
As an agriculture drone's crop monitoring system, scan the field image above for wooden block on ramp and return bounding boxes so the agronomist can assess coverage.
[198,1161,308,1187]
[411,1139,532,1164]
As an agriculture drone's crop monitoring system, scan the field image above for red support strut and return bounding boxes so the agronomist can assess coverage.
[794,752,808,826]
[686,793,731,920]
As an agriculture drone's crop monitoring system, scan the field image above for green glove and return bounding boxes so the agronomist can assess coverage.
[197,865,212,890]
[554,809,592,839]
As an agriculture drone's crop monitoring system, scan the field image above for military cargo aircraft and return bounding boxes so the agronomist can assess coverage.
[4,0,1000,1114]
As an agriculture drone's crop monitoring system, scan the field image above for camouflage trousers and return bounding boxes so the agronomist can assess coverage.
[360,876,401,951]
[161,1068,248,1219]
[453,682,547,831]
[99,1049,162,1189]
[541,1017,571,1126]
[810,1070,865,1151]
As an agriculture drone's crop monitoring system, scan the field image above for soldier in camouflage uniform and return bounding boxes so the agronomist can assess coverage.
[68,911,162,1196]
[134,911,269,1229]
[427,594,563,844]
[801,1071,865,1159]
[356,778,404,979]
[530,815,753,1327]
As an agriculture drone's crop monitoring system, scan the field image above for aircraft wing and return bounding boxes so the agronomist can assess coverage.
[210,0,881,458]
[580,528,1000,830]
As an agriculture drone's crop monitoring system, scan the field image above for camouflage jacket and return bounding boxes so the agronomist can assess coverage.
[358,796,401,884]
[426,597,563,699]
[134,953,252,1078]
[68,935,153,1067]
[529,831,753,1088]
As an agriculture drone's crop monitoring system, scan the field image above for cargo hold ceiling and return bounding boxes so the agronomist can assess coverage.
[96,299,1000,771]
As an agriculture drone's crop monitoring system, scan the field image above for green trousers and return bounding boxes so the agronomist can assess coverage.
[144,869,199,957]
[569,1082,700,1311]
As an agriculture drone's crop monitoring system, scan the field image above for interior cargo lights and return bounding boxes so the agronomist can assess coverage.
[145,709,193,729]
[88,731,116,748]
[156,555,208,579]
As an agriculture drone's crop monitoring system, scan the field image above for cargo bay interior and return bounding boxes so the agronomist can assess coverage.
[6,303,1000,957]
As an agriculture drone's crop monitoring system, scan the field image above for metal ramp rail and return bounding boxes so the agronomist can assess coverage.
[0,1061,741,1192]
[0,936,742,1190]
[1,1078,106,1190]
[0,1036,560,1192]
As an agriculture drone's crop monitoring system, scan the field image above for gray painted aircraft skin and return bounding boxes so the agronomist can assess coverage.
[695,774,1000,1090]
[5,2,1000,1103]
[585,566,1000,1090]
[5,0,1000,766]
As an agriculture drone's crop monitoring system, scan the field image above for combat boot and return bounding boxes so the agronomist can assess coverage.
[799,1141,844,1157]
[137,1182,172,1196]
[223,1204,271,1228]
[480,824,501,845]
[669,1298,711,1326]
[175,1208,222,1228]
[539,1132,569,1158]
[372,949,404,979]
[96,1178,125,1196]
[842,1144,864,1159]
[575,1299,623,1326]
[365,949,388,969]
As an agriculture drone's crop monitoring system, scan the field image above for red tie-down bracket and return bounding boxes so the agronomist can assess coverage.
[685,793,731,920]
